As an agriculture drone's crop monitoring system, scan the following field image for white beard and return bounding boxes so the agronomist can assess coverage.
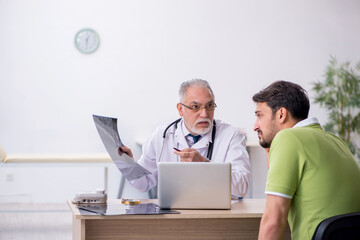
[185,118,212,135]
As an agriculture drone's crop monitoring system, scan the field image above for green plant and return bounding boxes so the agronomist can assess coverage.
[312,56,360,161]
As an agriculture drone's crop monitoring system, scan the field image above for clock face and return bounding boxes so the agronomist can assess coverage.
[74,28,100,54]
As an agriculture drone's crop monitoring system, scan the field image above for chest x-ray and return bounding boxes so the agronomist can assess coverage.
[93,115,150,181]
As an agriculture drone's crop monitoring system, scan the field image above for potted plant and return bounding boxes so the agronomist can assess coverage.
[312,56,360,162]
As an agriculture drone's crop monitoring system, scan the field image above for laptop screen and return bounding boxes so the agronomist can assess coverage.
[157,162,231,209]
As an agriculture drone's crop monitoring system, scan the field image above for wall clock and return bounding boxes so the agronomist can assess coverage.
[74,28,100,54]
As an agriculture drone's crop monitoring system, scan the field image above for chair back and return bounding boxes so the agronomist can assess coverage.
[312,212,360,240]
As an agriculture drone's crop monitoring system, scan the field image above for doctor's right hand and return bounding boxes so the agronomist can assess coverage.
[173,148,207,162]
[119,146,134,159]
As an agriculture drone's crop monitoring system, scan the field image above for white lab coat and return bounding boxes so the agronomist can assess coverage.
[128,119,251,197]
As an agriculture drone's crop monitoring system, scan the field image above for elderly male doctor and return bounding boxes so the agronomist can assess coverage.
[121,79,251,198]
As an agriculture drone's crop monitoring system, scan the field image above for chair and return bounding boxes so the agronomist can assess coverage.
[312,211,360,240]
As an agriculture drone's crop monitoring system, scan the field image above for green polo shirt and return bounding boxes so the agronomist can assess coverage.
[266,122,360,239]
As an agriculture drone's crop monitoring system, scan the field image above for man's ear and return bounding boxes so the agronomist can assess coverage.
[277,107,288,124]
[177,103,183,117]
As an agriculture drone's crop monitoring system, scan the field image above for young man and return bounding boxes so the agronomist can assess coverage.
[253,80,360,239]
[122,79,251,198]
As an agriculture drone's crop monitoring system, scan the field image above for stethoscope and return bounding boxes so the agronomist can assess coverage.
[159,118,216,161]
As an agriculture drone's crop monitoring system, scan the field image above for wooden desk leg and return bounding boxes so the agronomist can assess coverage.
[73,215,85,240]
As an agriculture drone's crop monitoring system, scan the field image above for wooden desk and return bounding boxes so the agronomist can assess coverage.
[68,198,291,240]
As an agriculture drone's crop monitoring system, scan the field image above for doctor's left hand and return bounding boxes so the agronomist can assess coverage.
[173,148,207,162]
[119,146,134,159]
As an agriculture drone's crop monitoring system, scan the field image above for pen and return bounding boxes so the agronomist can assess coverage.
[173,147,181,152]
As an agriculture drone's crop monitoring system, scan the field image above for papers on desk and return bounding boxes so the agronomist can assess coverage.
[78,203,179,215]
[93,115,151,181]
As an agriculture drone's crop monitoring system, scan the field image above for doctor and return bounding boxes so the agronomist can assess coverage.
[121,79,251,198]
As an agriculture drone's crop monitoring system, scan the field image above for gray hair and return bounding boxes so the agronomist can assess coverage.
[179,79,215,102]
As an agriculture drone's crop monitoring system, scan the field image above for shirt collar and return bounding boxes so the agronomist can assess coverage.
[293,117,321,128]
[181,120,192,136]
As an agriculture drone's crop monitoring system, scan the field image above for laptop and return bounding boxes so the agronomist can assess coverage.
[157,162,231,209]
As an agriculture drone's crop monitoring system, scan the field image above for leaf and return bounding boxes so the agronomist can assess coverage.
[311,56,360,158]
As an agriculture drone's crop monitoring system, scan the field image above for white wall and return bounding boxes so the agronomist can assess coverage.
[1,0,360,202]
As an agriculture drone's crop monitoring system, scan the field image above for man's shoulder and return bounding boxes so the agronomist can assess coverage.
[276,124,321,139]
[272,124,333,153]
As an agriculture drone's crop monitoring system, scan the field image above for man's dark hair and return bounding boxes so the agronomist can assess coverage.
[252,80,310,120]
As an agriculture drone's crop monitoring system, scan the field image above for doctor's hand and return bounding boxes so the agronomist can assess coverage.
[119,146,134,159]
[173,148,208,162]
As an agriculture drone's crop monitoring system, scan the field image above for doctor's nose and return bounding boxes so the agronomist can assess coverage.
[199,107,209,118]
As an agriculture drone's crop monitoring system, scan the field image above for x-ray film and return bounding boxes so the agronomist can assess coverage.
[78,202,179,215]
[93,115,150,181]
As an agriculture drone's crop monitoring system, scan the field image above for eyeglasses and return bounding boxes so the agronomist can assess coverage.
[180,102,217,112]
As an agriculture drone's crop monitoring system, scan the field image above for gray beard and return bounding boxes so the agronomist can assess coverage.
[184,119,212,135]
